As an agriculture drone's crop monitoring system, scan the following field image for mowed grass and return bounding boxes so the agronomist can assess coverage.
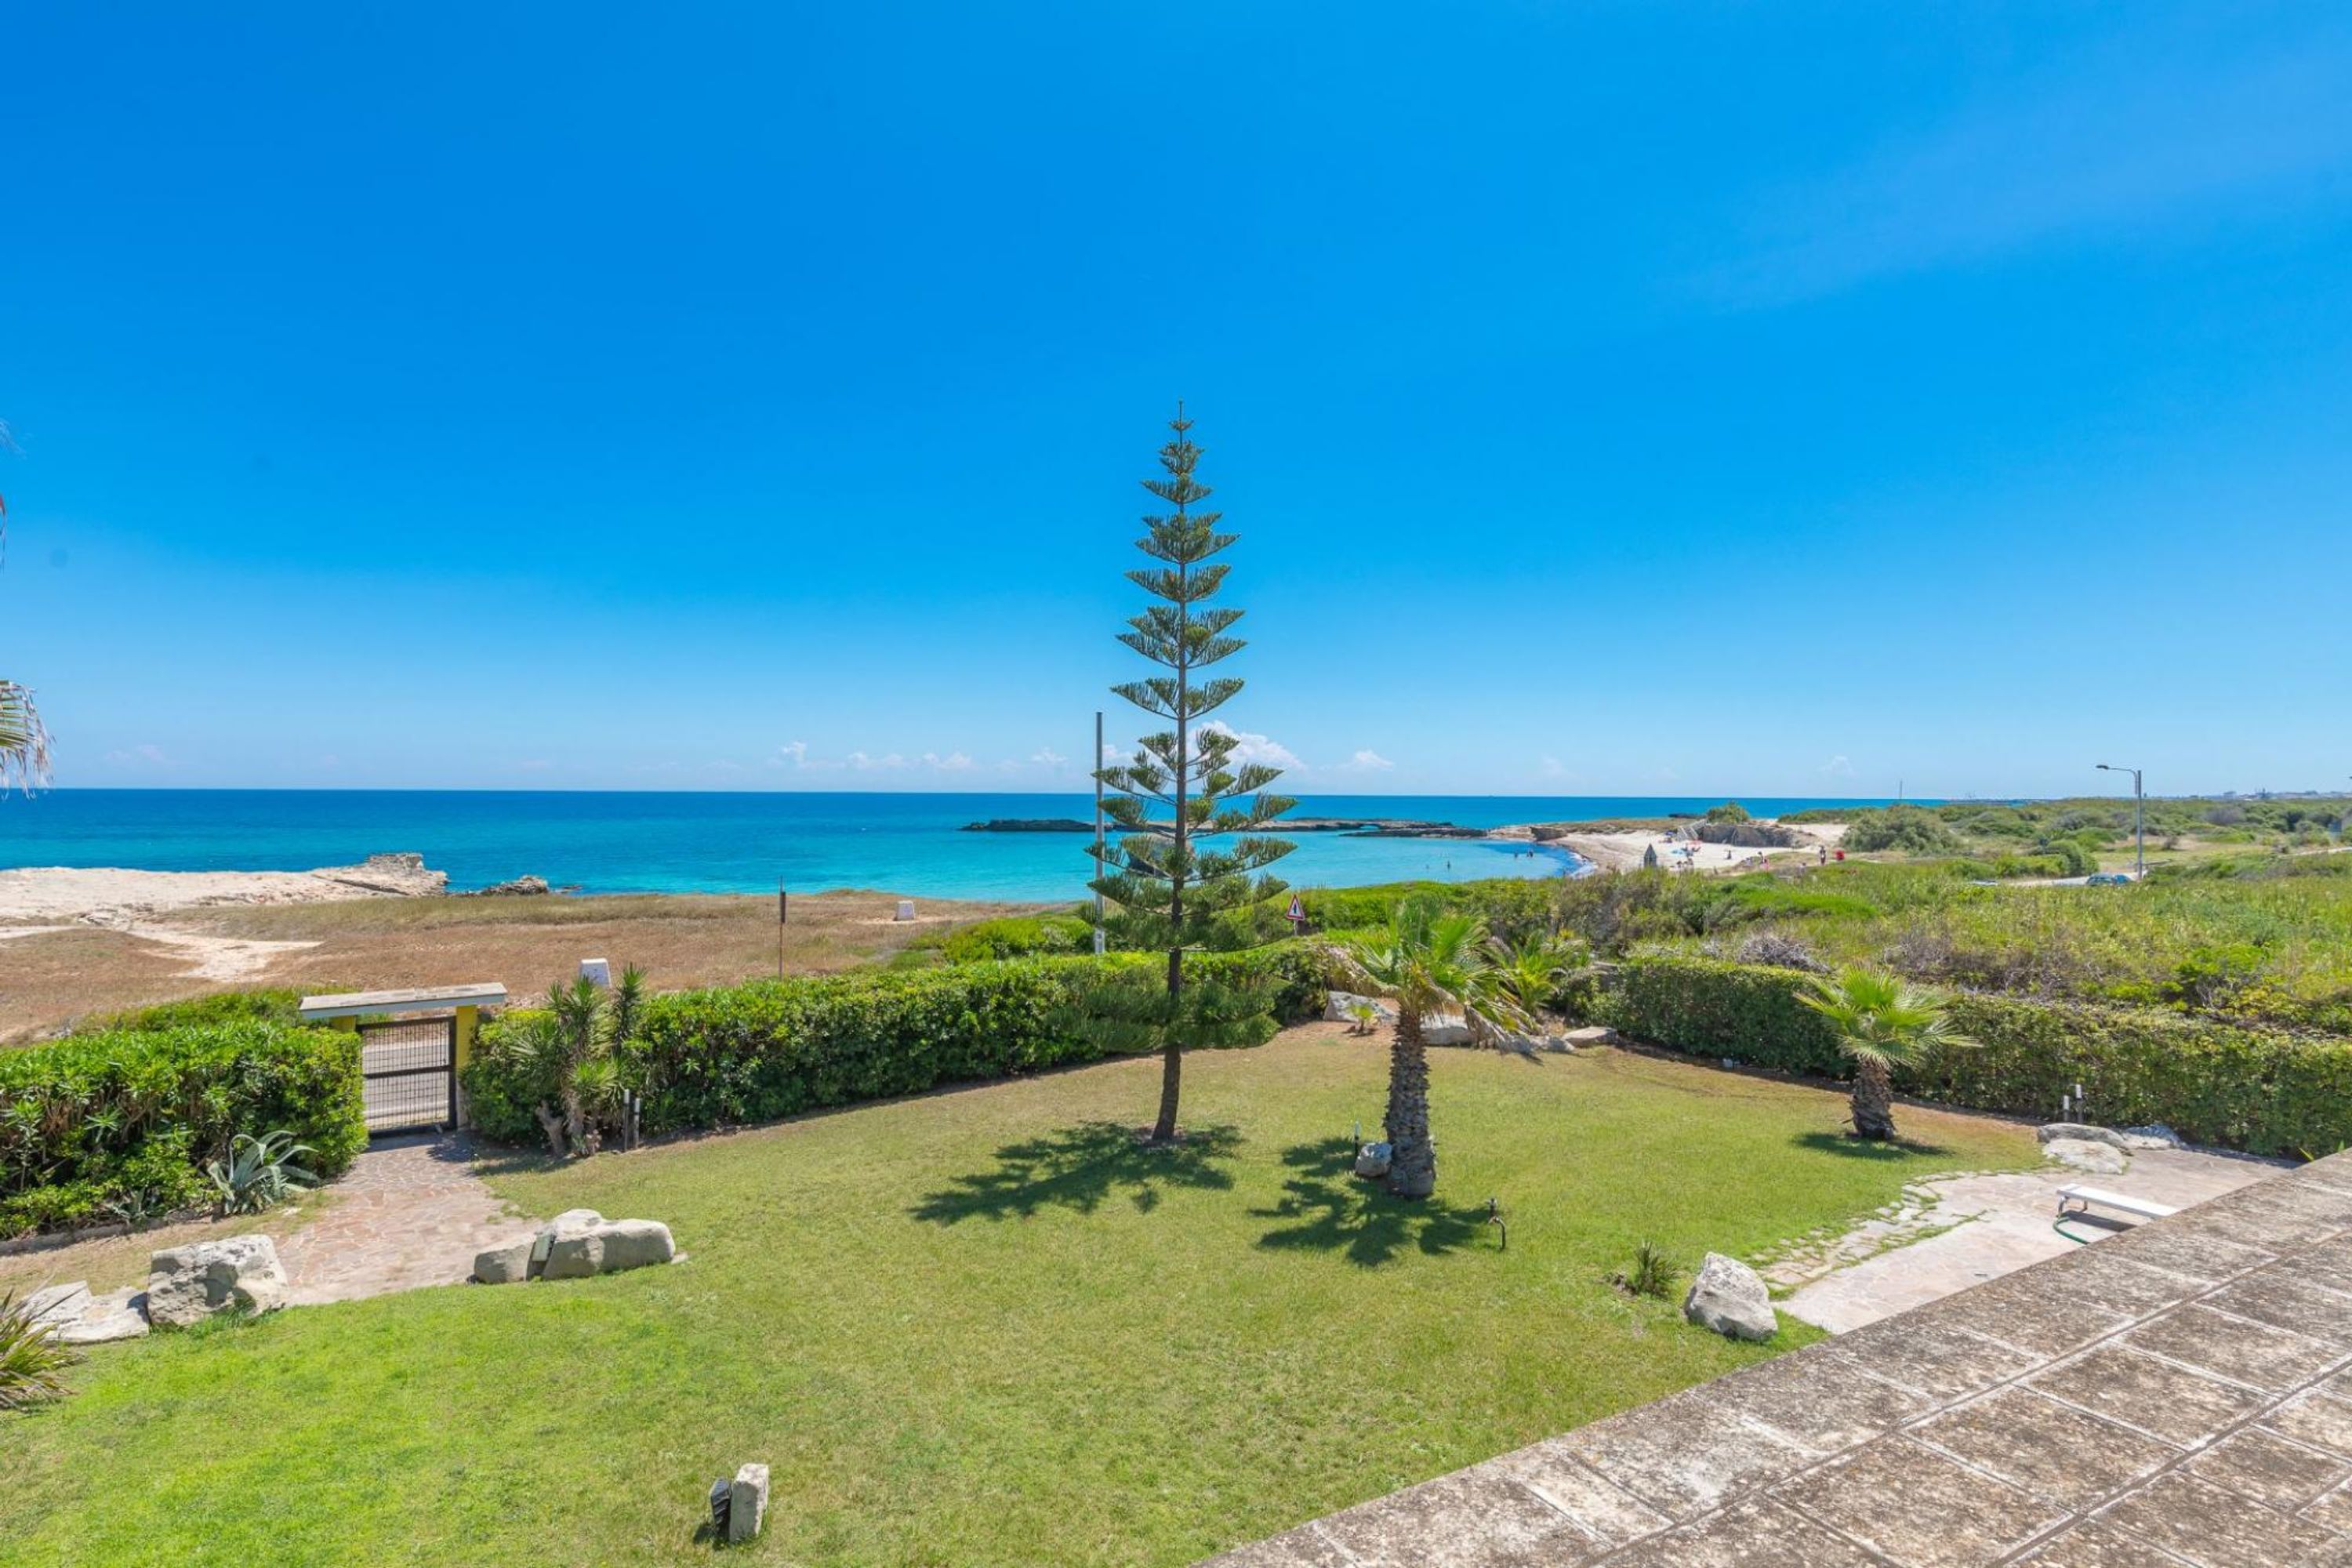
[0,1029,2031,1567]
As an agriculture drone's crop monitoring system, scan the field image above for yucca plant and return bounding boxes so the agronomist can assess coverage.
[1624,1240,1681,1300]
[207,1130,318,1217]
[1799,967,1977,1142]
[1331,896,1528,1198]
[1,1289,81,1410]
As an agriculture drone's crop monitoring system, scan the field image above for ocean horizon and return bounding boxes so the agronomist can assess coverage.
[0,789,1914,902]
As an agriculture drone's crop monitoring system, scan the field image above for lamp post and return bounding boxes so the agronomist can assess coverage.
[2096,763,2144,878]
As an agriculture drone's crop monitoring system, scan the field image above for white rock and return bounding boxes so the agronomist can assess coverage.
[1422,1016,1474,1047]
[542,1217,676,1280]
[2037,1123,2129,1149]
[2044,1138,2129,1175]
[1354,1142,1393,1179]
[56,1287,151,1345]
[1682,1252,1777,1341]
[145,1235,288,1327]
[729,1462,770,1543]
[1563,1026,1623,1049]
[2119,1123,2185,1150]
[24,1281,92,1328]
[1324,990,1396,1025]
[473,1240,534,1284]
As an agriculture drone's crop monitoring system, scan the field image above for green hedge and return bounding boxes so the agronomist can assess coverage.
[464,946,1327,1145]
[0,1022,368,1236]
[1597,954,2352,1156]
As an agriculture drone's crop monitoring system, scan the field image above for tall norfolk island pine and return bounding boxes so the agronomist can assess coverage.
[1090,409,1295,1145]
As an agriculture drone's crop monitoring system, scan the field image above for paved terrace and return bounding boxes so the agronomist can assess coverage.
[1207,1149,2352,1567]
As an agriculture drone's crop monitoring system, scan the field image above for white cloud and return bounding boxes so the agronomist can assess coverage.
[848,750,906,771]
[1336,748,1394,773]
[1200,720,1305,773]
[1030,747,1068,767]
[1820,754,1856,778]
[105,743,174,768]
[921,751,974,772]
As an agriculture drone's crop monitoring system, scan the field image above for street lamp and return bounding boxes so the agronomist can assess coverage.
[2096,764,2144,878]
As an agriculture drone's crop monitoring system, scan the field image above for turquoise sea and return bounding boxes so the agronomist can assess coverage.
[0,791,1900,903]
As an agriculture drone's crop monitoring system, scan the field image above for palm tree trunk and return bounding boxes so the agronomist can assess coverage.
[1384,1009,1420,1147]
[1851,1058,1896,1142]
[1387,1014,1436,1200]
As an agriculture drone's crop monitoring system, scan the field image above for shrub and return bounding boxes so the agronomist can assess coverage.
[938,914,1094,964]
[1704,801,1751,825]
[1843,805,1963,855]
[1597,953,2352,1156]
[463,947,1327,1145]
[0,1023,365,1237]
[85,989,313,1032]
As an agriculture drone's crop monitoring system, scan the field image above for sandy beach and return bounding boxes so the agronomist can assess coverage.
[1490,818,1848,873]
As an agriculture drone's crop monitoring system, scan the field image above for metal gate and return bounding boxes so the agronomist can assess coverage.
[358,1016,456,1134]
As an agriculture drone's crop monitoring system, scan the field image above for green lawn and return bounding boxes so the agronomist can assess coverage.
[1,1030,2030,1567]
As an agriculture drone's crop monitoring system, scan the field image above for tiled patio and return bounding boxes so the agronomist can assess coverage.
[1205,1150,2352,1567]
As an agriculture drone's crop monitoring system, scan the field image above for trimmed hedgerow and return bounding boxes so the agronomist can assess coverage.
[0,1023,367,1236]
[463,946,1328,1146]
[1596,953,2352,1157]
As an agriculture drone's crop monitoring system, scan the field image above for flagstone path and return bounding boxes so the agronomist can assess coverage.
[278,1133,540,1306]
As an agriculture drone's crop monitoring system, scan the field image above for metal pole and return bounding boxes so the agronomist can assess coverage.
[2135,769,2146,879]
[1093,710,1106,956]
[777,879,787,979]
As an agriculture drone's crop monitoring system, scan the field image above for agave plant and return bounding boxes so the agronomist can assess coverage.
[0,1288,80,1410]
[207,1130,318,1217]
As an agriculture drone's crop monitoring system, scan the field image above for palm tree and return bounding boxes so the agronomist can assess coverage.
[1799,967,1976,1142]
[1334,898,1527,1199]
[0,681,50,796]
[1491,931,1586,1021]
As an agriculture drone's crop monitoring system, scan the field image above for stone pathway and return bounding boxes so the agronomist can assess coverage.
[1779,1145,2278,1333]
[276,1134,539,1306]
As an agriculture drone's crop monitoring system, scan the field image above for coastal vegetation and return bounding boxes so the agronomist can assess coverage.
[1796,969,1976,1142]
[0,1020,365,1237]
[0,1031,2028,1566]
[1087,409,1294,1143]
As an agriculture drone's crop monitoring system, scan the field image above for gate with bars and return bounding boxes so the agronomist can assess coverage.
[357,1015,458,1134]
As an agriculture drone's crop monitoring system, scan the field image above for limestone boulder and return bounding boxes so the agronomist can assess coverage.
[1422,1016,1474,1047]
[1324,990,1396,1026]
[25,1281,152,1345]
[473,1239,535,1285]
[1682,1252,1777,1341]
[145,1235,287,1327]
[539,1212,676,1280]
[2120,1123,2185,1150]
[1354,1142,1393,1179]
[2045,1138,2129,1176]
[2038,1123,2129,1149]
[1563,1025,1624,1049]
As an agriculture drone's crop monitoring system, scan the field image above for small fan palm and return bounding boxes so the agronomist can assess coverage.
[1799,967,1976,1142]
[1332,898,1528,1198]
[1491,932,1586,1019]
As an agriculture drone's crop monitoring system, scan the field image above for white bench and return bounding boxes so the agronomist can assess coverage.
[2056,1185,2179,1225]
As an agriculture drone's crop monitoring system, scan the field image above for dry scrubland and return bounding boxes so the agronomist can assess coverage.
[0,891,1042,1042]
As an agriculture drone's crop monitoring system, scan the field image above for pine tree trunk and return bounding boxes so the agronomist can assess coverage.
[1851,1058,1896,1141]
[1387,1014,1436,1200]
[1151,1040,1181,1144]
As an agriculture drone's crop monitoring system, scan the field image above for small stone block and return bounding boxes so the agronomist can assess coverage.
[473,1240,534,1284]
[728,1462,769,1543]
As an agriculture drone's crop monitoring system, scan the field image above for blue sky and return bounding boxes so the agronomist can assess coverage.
[4,2,2348,800]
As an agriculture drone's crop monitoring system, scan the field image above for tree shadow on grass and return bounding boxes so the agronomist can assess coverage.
[1251,1137,1494,1267]
[1792,1131,1953,1162]
[907,1120,1243,1224]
